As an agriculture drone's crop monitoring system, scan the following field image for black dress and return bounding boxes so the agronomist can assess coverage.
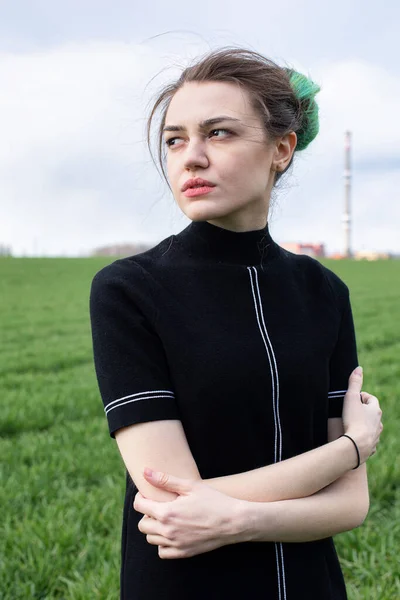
[89,219,358,599]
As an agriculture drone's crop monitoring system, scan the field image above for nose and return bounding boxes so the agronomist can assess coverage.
[183,138,210,171]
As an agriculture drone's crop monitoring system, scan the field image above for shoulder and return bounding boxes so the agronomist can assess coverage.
[89,236,177,321]
[91,234,175,290]
[89,256,155,323]
[90,256,144,295]
[279,248,350,311]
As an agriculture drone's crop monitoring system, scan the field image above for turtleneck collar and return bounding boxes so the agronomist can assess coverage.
[175,219,280,266]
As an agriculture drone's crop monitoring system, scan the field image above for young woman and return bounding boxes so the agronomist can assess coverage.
[89,47,383,599]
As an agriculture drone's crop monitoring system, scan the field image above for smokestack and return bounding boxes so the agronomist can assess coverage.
[342,131,352,258]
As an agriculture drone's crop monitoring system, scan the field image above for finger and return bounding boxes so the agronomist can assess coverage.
[347,366,363,395]
[138,516,161,535]
[133,491,163,520]
[158,545,184,560]
[143,468,193,495]
[146,534,174,547]
[359,394,374,407]
[365,396,380,410]
[360,393,381,412]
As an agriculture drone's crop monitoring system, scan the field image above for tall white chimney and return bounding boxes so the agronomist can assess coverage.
[342,131,352,258]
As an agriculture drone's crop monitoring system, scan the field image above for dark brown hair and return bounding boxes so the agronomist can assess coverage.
[145,46,320,191]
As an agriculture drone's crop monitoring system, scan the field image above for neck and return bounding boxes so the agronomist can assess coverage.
[175,218,280,267]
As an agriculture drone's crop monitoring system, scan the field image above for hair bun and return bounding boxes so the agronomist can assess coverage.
[284,68,321,151]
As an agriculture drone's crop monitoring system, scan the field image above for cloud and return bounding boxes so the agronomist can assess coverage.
[315,58,400,160]
[0,41,177,255]
[271,58,400,254]
[0,41,398,256]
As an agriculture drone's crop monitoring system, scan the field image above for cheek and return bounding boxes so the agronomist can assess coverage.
[217,153,249,185]
[222,157,265,193]
[166,163,180,191]
[225,144,265,175]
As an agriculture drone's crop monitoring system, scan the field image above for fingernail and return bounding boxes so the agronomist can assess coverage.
[144,467,154,478]
[354,366,363,375]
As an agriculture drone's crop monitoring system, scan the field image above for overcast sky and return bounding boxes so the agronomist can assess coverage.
[1,0,399,256]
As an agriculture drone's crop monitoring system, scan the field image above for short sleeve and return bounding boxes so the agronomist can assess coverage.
[327,291,359,418]
[89,260,181,438]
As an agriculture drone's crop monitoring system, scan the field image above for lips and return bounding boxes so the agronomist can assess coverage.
[181,178,216,192]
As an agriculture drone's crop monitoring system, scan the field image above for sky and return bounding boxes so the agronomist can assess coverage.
[0,0,399,257]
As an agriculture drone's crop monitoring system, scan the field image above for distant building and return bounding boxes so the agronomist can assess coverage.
[0,244,12,256]
[354,250,392,261]
[91,242,151,257]
[280,242,326,258]
[316,250,393,260]
[91,241,395,261]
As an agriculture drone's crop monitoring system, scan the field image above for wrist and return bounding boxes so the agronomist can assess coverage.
[344,429,369,464]
[334,434,361,469]
[340,434,360,469]
[232,499,272,543]
[224,499,251,544]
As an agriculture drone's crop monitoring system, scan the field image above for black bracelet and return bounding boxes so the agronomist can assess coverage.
[341,434,361,469]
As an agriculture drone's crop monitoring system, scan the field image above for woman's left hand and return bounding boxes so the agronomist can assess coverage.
[133,468,245,559]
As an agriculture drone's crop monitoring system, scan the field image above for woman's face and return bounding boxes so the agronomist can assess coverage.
[163,80,295,231]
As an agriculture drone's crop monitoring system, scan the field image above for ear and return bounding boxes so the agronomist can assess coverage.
[274,131,297,168]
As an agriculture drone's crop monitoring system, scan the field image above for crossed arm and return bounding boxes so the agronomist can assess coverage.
[114,416,369,543]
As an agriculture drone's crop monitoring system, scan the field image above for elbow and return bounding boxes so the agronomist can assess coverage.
[350,493,370,530]
[358,495,371,527]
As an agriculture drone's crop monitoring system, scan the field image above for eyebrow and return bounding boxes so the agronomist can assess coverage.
[162,116,241,133]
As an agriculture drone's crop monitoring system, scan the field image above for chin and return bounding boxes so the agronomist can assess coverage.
[182,201,233,222]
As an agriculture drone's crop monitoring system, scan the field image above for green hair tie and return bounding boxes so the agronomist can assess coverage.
[284,68,321,151]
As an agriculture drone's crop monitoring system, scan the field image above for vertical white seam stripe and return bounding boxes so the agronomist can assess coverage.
[275,543,282,600]
[253,267,283,462]
[247,268,278,462]
[248,266,287,600]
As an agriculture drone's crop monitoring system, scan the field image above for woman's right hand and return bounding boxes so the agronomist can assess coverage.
[342,367,383,464]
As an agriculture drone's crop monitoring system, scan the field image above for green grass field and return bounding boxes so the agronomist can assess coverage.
[1,256,399,599]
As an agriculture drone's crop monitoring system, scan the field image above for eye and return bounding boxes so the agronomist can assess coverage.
[164,137,180,148]
[209,128,232,138]
[164,128,233,148]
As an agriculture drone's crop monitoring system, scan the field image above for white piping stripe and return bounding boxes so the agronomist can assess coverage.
[328,389,347,395]
[275,544,282,600]
[104,389,175,411]
[106,394,176,415]
[105,394,175,416]
[253,267,283,463]
[104,390,175,414]
[247,268,279,462]
[253,268,287,600]
[279,542,287,600]
[248,266,287,600]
